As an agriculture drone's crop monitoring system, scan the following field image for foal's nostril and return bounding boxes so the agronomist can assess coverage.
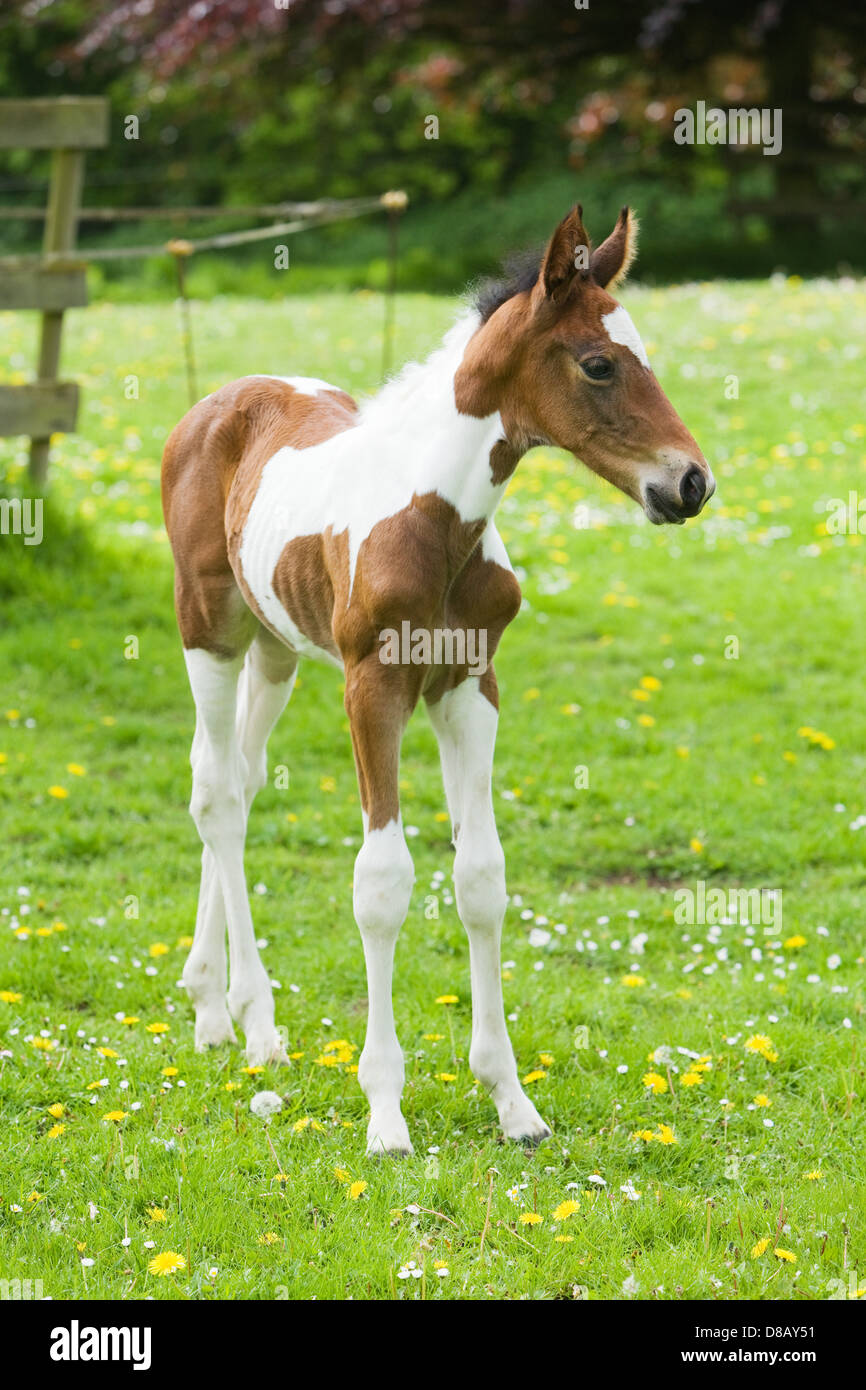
[679,464,706,514]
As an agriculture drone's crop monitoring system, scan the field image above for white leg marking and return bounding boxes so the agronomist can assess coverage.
[353,818,415,1155]
[428,680,551,1143]
[183,647,292,1065]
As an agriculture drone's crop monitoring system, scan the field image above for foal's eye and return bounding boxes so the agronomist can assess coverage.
[580,356,614,381]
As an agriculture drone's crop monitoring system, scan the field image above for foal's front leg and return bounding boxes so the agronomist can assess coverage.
[345,658,416,1156]
[427,675,551,1143]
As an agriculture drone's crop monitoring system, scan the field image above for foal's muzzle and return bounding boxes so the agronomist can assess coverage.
[645,461,715,524]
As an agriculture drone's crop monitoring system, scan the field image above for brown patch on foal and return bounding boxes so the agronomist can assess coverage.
[162,376,358,656]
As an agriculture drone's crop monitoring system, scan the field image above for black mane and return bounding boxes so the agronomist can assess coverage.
[473,247,543,323]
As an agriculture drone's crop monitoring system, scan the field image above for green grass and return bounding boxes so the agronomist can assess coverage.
[0,279,864,1301]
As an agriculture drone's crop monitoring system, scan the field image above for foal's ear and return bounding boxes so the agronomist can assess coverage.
[538,204,591,305]
[590,206,638,290]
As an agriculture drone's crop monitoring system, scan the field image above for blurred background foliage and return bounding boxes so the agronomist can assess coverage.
[1,0,865,293]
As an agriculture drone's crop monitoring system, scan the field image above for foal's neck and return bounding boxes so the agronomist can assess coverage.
[360,313,509,526]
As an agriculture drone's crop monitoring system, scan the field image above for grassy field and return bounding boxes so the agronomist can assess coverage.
[0,279,864,1301]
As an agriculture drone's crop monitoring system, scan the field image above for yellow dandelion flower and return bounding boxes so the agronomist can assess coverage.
[103,1110,128,1122]
[689,837,703,852]
[622,974,645,987]
[751,1238,771,1258]
[538,1053,554,1067]
[680,1071,703,1087]
[66,763,86,776]
[435,994,458,1005]
[147,1207,167,1222]
[632,1129,656,1143]
[773,1248,796,1263]
[334,1167,351,1184]
[148,1256,187,1273]
[96,1047,118,1058]
[0,990,23,1004]
[258,1232,280,1246]
[120,1016,139,1026]
[47,1124,65,1138]
[640,676,661,691]
[754,1093,771,1108]
[642,1072,668,1094]
[522,1069,546,1084]
[348,1180,367,1201]
[552,1199,580,1221]
[655,1124,678,1145]
[554,1234,574,1243]
[436,1072,457,1082]
[145,1022,169,1035]
[47,1103,63,1118]
[48,786,68,799]
[519,1212,542,1225]
[424,1033,443,1041]
[148,943,169,957]
[804,1170,822,1181]
[783,935,806,949]
[161,1066,179,1077]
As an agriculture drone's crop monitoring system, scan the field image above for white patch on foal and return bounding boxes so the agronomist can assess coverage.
[601,305,651,369]
[260,375,341,396]
[239,314,505,657]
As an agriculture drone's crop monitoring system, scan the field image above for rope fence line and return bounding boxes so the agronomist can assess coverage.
[0,192,407,267]
[0,197,392,222]
[1,189,409,407]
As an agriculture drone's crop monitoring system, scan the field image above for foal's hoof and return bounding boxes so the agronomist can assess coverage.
[500,1097,552,1147]
[366,1115,414,1158]
[510,1122,552,1149]
[194,1011,237,1050]
[244,1030,289,1068]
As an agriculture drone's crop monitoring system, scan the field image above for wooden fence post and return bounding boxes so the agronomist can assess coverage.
[0,97,109,484]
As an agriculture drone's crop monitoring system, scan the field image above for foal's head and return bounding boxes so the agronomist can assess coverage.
[457,205,715,524]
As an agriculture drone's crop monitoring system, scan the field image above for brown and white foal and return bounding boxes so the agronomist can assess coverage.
[161,205,713,1154]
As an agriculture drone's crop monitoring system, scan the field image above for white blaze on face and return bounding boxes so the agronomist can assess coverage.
[601,305,650,369]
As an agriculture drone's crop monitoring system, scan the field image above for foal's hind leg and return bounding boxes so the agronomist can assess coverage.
[427,674,550,1144]
[183,631,296,1051]
[183,643,290,1065]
